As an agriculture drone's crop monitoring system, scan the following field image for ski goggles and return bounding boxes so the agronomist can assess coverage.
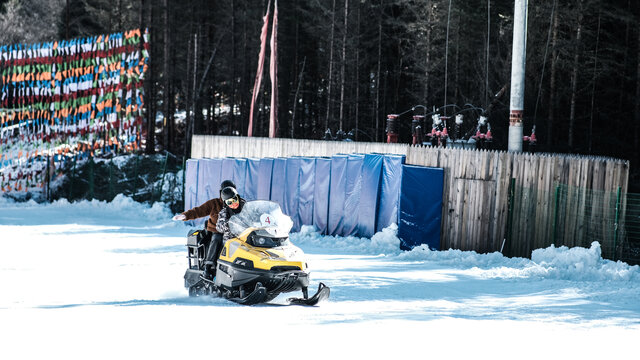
[225,195,239,206]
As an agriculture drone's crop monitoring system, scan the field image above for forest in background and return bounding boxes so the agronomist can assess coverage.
[0,0,639,187]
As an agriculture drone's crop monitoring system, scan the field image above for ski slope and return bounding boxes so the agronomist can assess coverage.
[1,196,639,359]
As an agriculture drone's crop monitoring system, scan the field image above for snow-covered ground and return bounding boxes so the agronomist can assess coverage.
[1,196,639,359]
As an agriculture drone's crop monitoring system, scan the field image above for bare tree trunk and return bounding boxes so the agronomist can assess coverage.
[325,0,336,131]
[292,57,306,139]
[184,32,192,157]
[292,0,299,138]
[485,0,490,106]
[589,11,601,154]
[453,7,460,109]
[423,0,433,102]
[65,0,69,39]
[117,0,123,30]
[163,0,170,151]
[547,0,558,148]
[144,0,155,155]
[619,0,631,111]
[355,1,360,141]
[375,0,382,142]
[230,0,236,135]
[339,0,348,131]
[635,20,640,164]
[568,0,583,150]
[186,33,198,156]
[242,4,249,135]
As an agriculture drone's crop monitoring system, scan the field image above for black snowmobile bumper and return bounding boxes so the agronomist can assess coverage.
[216,260,310,295]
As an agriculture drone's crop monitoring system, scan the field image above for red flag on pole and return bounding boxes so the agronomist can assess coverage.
[268,0,278,138]
[248,1,271,137]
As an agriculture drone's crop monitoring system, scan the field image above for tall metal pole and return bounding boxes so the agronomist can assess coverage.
[508,0,528,152]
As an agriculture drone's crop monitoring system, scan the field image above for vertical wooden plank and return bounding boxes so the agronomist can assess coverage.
[543,155,555,247]
[441,148,452,249]
[491,151,504,251]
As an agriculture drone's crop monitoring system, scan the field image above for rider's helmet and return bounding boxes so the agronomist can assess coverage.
[221,186,239,208]
[220,179,236,190]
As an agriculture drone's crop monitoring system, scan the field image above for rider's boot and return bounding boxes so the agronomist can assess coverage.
[203,264,213,280]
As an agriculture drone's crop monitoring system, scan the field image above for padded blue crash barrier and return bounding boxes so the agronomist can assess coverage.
[184,153,443,250]
[398,165,444,250]
[184,159,199,212]
[284,158,302,231]
[197,158,222,206]
[257,158,274,200]
[328,154,348,236]
[376,154,405,232]
[270,158,287,209]
[221,158,236,188]
[358,154,384,238]
[342,154,365,237]
[244,158,261,201]
[313,157,331,234]
[297,158,316,231]
[232,158,248,198]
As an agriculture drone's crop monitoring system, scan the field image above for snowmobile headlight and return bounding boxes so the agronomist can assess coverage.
[249,233,287,248]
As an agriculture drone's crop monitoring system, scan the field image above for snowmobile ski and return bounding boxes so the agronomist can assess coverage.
[228,285,267,306]
[288,283,330,306]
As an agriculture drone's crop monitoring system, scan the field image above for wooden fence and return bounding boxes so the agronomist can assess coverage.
[192,135,630,258]
[407,147,629,258]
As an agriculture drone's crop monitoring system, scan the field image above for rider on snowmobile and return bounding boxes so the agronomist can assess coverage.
[172,179,236,279]
[216,186,247,242]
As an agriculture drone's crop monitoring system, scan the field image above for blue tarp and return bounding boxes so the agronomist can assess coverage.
[221,158,236,188]
[284,158,302,231]
[398,165,444,250]
[358,154,384,237]
[298,158,316,231]
[197,158,222,206]
[377,154,405,232]
[313,158,331,234]
[257,158,274,200]
[343,154,364,236]
[328,155,348,236]
[270,158,287,208]
[184,154,442,250]
[232,158,248,198]
[184,159,199,212]
[244,159,261,201]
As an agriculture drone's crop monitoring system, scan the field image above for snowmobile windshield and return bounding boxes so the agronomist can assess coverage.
[227,200,293,239]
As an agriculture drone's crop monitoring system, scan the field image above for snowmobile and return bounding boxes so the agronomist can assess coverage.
[183,200,330,306]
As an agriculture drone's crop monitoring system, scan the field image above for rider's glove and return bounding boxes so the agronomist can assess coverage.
[172,214,186,221]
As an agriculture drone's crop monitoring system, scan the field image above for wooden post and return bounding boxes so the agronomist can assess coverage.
[614,186,622,261]
[552,184,560,245]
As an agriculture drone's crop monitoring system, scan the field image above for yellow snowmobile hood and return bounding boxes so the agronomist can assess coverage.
[219,226,307,272]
